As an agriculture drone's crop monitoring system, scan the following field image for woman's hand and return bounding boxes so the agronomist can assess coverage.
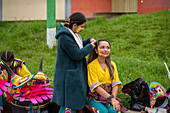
[90,38,96,43]
[90,38,96,48]
[111,98,120,111]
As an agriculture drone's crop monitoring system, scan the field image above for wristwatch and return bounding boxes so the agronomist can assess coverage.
[106,94,114,103]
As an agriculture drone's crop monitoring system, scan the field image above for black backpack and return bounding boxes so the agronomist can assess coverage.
[121,77,150,111]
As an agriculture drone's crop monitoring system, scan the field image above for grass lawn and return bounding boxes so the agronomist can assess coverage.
[0,10,169,108]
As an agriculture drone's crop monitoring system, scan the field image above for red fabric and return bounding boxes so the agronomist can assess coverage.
[6,95,14,103]
[0,79,6,87]
[19,85,47,99]
[31,88,47,97]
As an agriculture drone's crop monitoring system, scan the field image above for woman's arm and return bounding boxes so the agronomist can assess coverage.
[95,85,120,111]
[60,34,93,61]
[111,85,120,111]
[112,85,119,98]
[83,37,96,46]
[95,86,110,99]
[83,37,91,46]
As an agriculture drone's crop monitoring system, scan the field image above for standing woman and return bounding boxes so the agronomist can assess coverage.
[52,12,96,113]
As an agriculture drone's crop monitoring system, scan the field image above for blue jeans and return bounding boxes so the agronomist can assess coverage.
[86,99,118,113]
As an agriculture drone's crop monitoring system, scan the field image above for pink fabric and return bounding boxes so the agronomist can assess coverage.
[0,89,3,95]
[41,95,48,100]
[1,85,7,92]
[4,82,10,87]
[12,83,53,104]
[31,88,47,97]
[35,96,43,103]
[0,79,10,96]
[0,80,6,86]
[18,85,47,99]
[46,95,52,99]
[20,97,25,102]
[29,98,38,104]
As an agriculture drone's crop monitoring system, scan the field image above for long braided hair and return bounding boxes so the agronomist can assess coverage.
[87,39,115,80]
[1,51,14,62]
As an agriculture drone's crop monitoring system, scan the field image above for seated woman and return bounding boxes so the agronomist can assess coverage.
[0,50,31,112]
[86,39,127,113]
[0,51,31,78]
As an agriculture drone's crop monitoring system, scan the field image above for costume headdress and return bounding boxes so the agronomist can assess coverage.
[32,55,51,85]
[149,81,170,108]
[2,57,53,105]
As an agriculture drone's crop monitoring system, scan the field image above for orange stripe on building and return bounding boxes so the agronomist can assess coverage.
[71,0,112,17]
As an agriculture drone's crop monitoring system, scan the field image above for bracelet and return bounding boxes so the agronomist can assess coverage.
[106,94,114,103]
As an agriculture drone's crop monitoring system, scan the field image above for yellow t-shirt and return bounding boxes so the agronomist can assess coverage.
[88,58,122,93]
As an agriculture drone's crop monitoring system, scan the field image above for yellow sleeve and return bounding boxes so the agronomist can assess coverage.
[111,62,122,88]
[88,64,101,93]
[17,64,31,77]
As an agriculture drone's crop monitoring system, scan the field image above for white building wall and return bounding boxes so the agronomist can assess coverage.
[56,0,65,20]
[2,0,65,21]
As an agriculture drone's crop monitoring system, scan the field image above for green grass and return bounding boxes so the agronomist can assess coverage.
[0,11,170,108]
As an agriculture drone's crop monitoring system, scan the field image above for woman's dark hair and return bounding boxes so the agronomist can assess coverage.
[64,12,87,29]
[1,51,14,62]
[87,39,115,80]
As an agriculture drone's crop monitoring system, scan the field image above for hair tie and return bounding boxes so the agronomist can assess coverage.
[65,18,70,27]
